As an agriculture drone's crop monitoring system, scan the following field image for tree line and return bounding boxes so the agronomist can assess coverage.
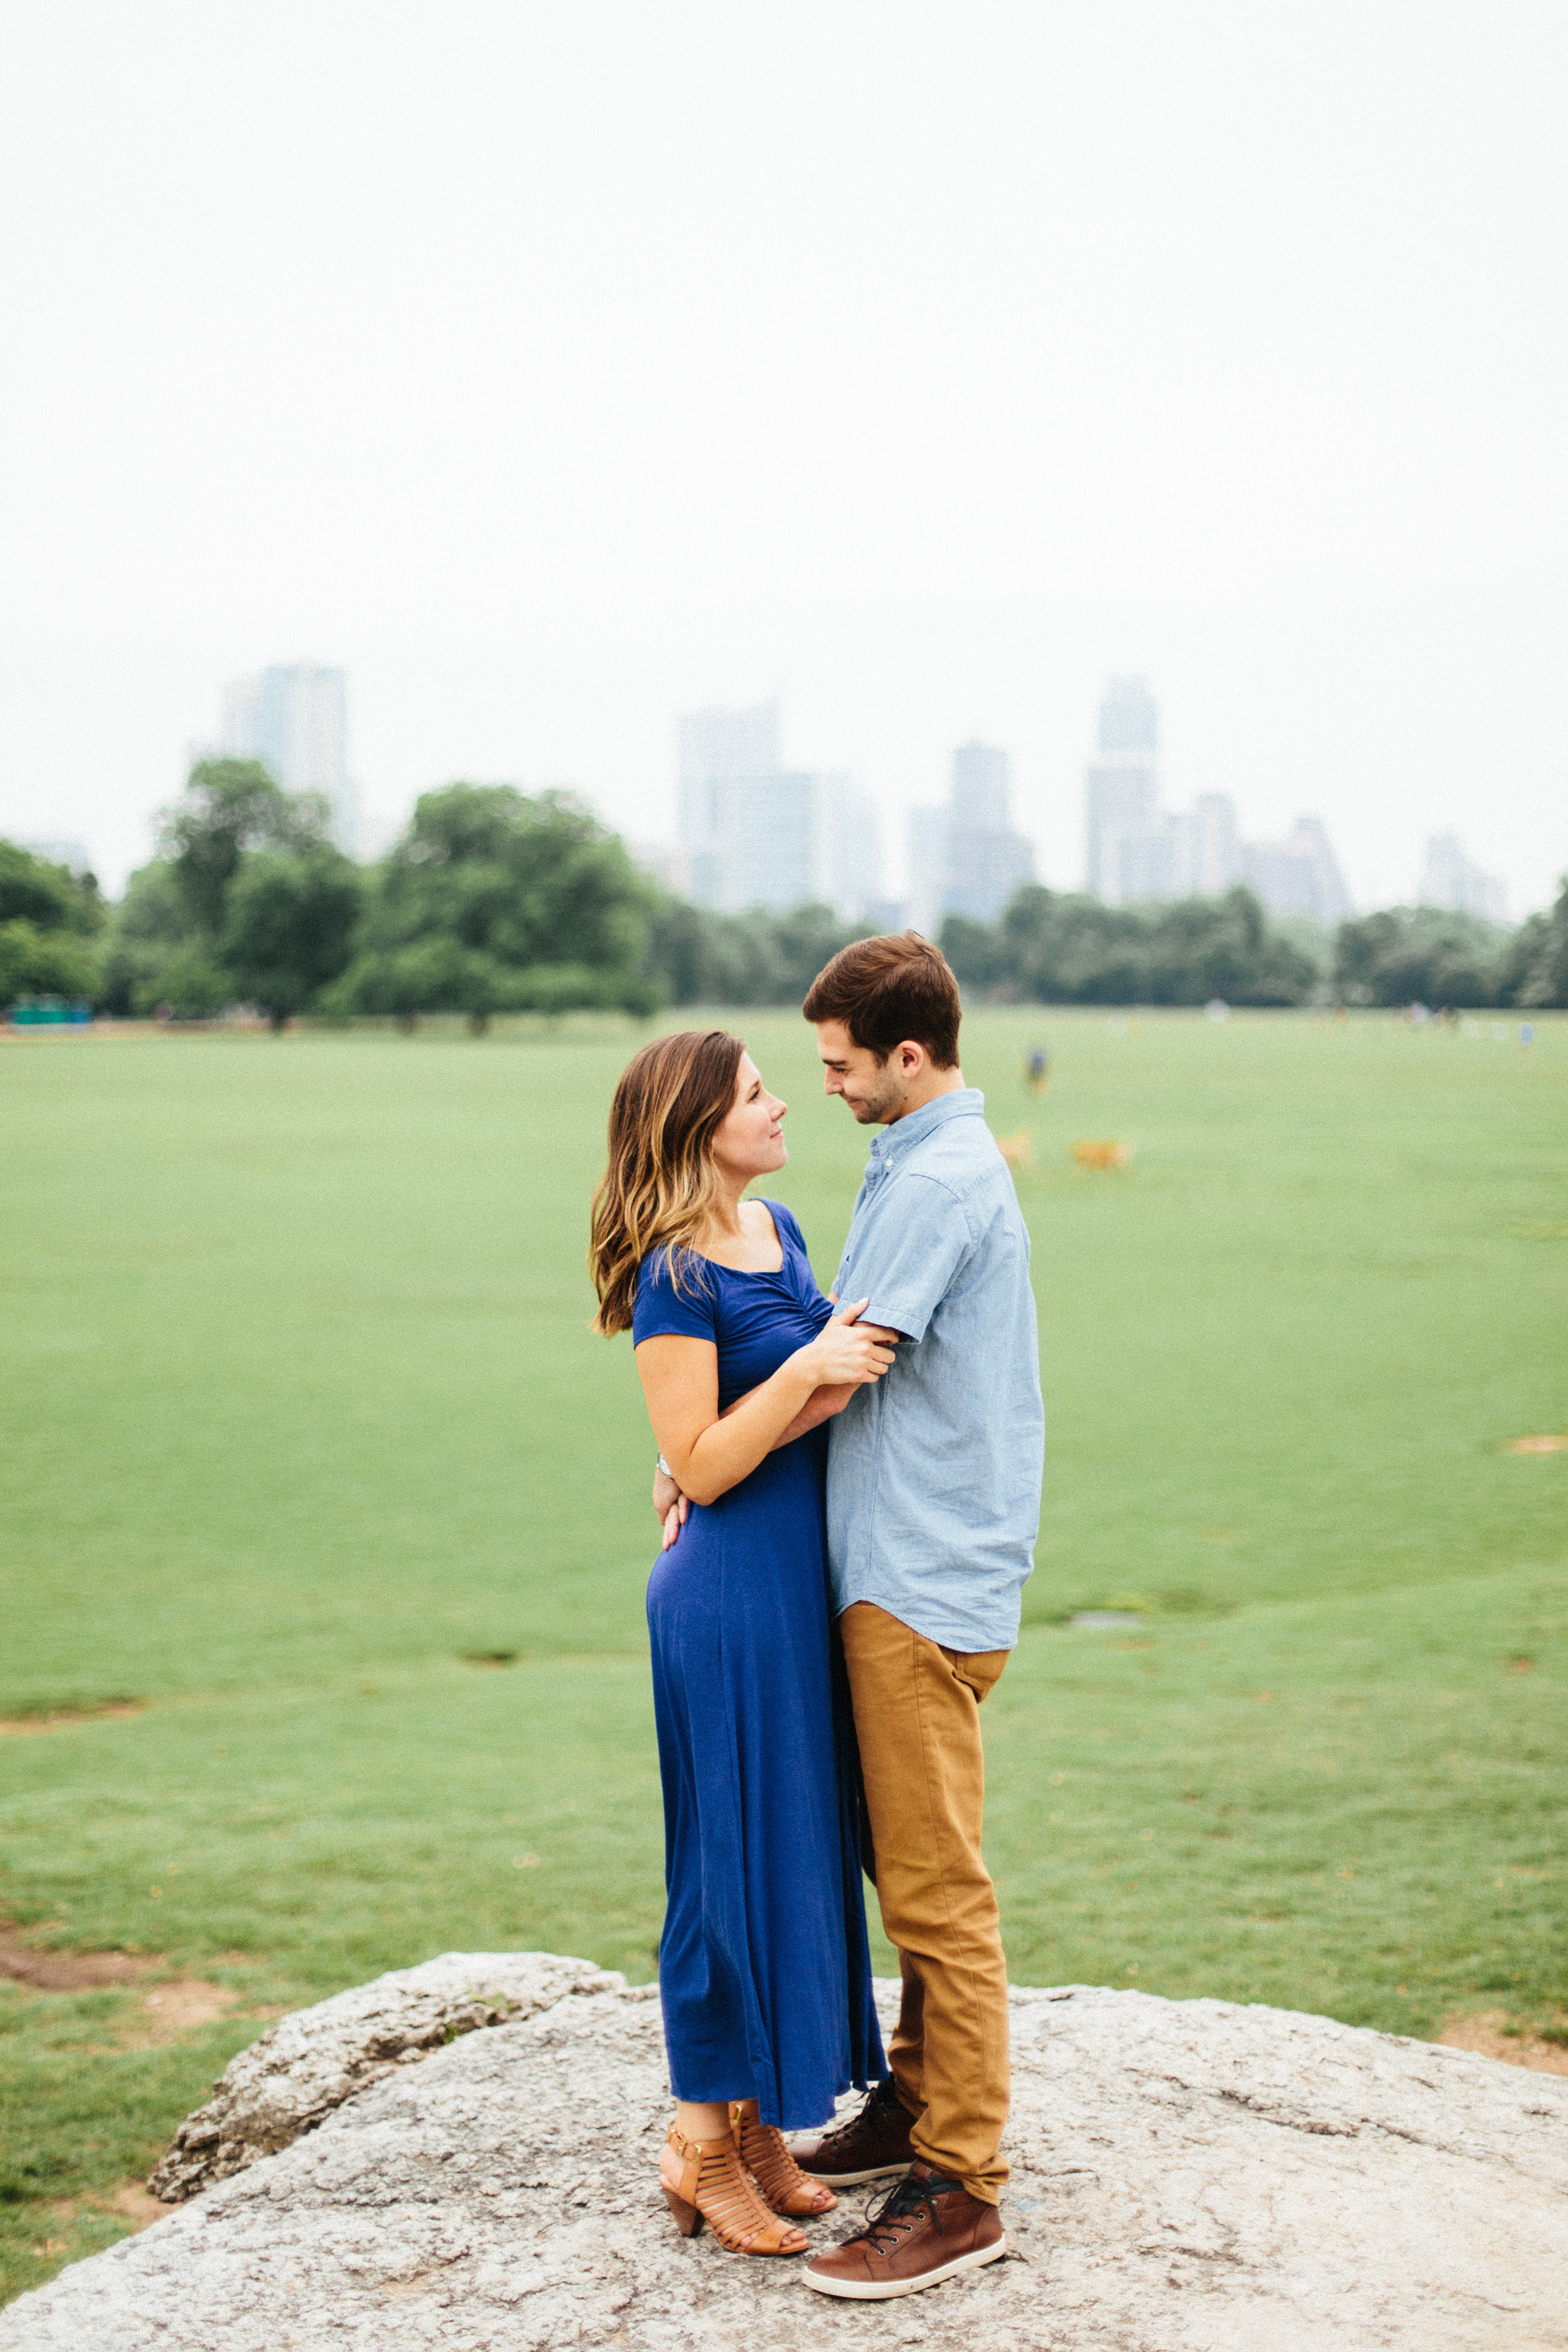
[941,883,1568,1010]
[2,761,878,1029]
[3,760,1566,1022]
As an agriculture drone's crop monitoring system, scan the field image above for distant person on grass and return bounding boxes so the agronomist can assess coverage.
[656,934,1045,2302]
[590,1027,895,2260]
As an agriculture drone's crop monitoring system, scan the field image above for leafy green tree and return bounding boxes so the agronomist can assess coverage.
[336,784,659,1028]
[641,900,776,1005]
[970,887,1150,1002]
[1493,877,1568,1009]
[945,883,1316,1006]
[159,759,330,939]
[101,764,345,1020]
[0,919,101,1006]
[1539,881,1568,1007]
[99,862,215,1016]
[939,914,1014,992]
[1137,888,1318,1006]
[220,850,363,1030]
[771,903,874,1001]
[0,840,105,1009]
[1333,906,1506,1008]
[0,840,102,936]
[640,898,877,1007]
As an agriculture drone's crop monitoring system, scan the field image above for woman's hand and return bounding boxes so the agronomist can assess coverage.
[654,1462,685,1521]
[654,1461,689,1549]
[795,1298,899,1390]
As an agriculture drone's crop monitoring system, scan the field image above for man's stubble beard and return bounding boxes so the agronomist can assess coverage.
[849,1070,904,1125]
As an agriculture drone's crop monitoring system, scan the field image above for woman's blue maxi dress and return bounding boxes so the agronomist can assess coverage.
[633,1201,886,2130]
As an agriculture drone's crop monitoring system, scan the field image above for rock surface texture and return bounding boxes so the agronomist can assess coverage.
[147,1952,618,2200]
[5,1953,1567,2351]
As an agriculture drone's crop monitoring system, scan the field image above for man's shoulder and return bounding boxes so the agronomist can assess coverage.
[891,1113,1007,1200]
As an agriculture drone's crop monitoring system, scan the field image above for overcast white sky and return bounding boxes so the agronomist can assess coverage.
[2,1,1564,911]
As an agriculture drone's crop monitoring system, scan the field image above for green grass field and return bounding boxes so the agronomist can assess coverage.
[3,1007,1565,2304]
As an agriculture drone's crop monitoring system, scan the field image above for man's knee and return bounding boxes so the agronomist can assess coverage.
[875,1866,1004,1956]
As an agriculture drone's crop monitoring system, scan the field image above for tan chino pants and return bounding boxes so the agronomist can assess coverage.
[838,1601,1010,2204]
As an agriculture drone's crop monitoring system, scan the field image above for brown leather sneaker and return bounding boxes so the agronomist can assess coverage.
[802,2162,1006,2300]
[789,2074,916,2186]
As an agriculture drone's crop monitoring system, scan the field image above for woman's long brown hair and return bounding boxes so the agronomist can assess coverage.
[589,1029,745,1336]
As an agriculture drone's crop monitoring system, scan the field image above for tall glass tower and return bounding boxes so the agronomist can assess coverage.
[221,664,356,855]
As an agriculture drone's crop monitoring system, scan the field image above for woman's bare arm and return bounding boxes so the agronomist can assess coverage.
[716,1312,898,1452]
[635,1305,896,1508]
[763,1382,856,1446]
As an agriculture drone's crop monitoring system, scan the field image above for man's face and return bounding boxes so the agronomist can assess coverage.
[814,1020,909,1125]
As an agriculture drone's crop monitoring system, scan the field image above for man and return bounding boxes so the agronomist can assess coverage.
[784,931,1044,2301]
[652,932,1043,2300]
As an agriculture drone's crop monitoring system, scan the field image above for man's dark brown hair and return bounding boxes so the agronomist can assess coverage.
[802,932,962,1067]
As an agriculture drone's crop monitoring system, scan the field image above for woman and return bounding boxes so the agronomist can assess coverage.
[590,1028,894,2258]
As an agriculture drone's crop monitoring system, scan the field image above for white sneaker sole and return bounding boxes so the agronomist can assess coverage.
[802,2233,1007,2299]
[798,2160,912,2188]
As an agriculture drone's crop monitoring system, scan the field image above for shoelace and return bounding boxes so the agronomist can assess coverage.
[853,2171,958,2254]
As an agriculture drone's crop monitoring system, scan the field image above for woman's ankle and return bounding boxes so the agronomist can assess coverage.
[672,2100,732,2144]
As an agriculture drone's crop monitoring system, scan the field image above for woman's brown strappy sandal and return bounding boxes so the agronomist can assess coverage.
[659,2124,808,2254]
[730,2100,838,2216]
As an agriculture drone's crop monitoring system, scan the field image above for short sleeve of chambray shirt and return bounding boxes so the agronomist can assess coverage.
[826,1088,1044,1654]
[847,1173,974,1342]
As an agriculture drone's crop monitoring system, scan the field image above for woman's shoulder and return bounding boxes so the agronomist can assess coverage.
[632,1244,719,1341]
[635,1241,719,1297]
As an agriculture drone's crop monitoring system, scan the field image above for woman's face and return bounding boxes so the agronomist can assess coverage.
[711,1052,788,1184]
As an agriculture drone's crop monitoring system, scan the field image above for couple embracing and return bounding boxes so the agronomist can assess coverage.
[589,932,1044,2302]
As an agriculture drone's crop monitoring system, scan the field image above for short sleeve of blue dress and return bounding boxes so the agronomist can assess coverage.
[632,1249,719,1347]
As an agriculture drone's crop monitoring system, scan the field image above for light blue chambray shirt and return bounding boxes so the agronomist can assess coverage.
[825,1088,1044,1653]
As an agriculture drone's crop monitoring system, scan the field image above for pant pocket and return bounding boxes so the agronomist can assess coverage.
[941,1647,1009,1705]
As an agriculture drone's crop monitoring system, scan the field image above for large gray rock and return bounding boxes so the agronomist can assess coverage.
[6,1959,1568,2350]
[147,1952,618,2200]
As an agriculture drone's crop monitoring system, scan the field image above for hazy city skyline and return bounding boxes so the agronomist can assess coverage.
[672,699,886,920]
[14,662,1505,940]
[216,663,358,857]
[1084,678,1354,926]
[1,4,1563,913]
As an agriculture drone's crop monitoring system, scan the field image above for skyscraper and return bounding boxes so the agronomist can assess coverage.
[943,742,1036,923]
[1190,793,1242,895]
[906,804,951,939]
[1241,818,1353,925]
[903,745,1035,934]
[817,776,885,921]
[674,703,882,916]
[1084,678,1162,904]
[1081,678,1352,919]
[677,702,781,906]
[1418,833,1508,924]
[950,741,1011,832]
[221,664,356,854]
[710,771,818,911]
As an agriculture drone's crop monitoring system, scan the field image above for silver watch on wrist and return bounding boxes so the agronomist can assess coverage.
[657,1453,672,1477]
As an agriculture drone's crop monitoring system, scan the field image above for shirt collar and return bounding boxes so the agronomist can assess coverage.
[867,1086,987,1165]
